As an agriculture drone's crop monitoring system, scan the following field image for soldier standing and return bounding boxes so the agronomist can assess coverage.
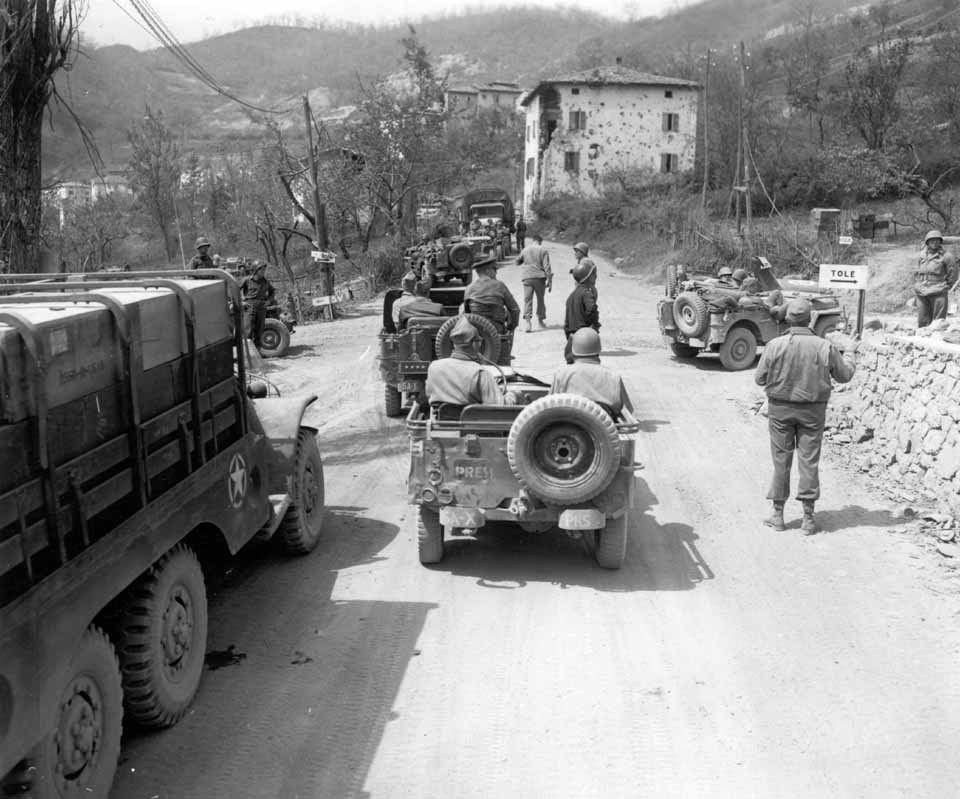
[516,234,553,332]
[241,262,275,350]
[914,230,958,327]
[754,299,857,534]
[563,242,599,363]
[189,236,215,270]
[515,217,527,251]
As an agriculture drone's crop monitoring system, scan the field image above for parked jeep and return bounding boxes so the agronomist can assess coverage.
[658,257,844,370]
[406,373,641,569]
[404,236,479,285]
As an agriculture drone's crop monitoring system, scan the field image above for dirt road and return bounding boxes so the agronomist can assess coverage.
[112,242,960,799]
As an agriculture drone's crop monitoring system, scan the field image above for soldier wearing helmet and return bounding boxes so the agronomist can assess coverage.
[716,265,736,286]
[241,261,275,350]
[915,229,958,327]
[190,236,214,270]
[730,267,748,288]
[425,318,507,408]
[550,328,633,417]
[563,251,600,363]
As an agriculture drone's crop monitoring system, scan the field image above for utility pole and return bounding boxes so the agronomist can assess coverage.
[700,49,711,212]
[303,95,333,297]
[739,41,752,238]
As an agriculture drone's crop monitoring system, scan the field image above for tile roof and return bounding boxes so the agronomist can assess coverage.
[521,65,700,105]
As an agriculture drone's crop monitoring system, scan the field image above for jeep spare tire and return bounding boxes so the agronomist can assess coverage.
[435,313,501,362]
[673,291,709,338]
[507,394,621,504]
[447,242,473,271]
[666,264,679,297]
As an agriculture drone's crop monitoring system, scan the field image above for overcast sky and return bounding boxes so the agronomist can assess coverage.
[85,0,693,50]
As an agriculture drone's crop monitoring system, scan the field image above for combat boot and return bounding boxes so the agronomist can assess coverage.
[763,501,785,531]
[801,500,818,535]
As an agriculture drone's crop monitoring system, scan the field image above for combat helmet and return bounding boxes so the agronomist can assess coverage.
[571,327,602,358]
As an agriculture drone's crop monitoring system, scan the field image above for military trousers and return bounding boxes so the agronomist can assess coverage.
[522,278,547,322]
[765,399,827,502]
[247,301,268,348]
[916,291,948,328]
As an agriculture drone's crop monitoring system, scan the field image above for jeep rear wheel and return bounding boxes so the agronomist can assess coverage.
[673,291,709,338]
[594,512,628,569]
[418,506,444,564]
[384,384,403,417]
[259,318,290,358]
[435,313,502,362]
[670,342,699,359]
[507,394,621,505]
[719,326,758,371]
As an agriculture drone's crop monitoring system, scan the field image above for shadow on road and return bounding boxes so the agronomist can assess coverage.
[434,477,714,592]
[785,504,907,534]
[114,512,423,799]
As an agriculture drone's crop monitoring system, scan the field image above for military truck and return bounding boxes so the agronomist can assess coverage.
[378,286,513,417]
[0,270,325,796]
[406,374,641,569]
[658,257,844,370]
[454,187,515,231]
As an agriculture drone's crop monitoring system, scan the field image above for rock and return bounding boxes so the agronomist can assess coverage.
[898,506,917,519]
[923,428,947,454]
[864,319,884,330]
[832,434,852,444]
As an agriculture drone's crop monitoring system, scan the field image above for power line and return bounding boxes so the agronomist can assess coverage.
[114,0,280,114]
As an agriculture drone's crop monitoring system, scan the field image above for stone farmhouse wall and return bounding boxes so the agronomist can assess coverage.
[830,331,960,513]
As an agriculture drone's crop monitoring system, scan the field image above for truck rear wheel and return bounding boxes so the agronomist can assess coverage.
[384,384,403,417]
[418,506,444,564]
[259,318,290,358]
[18,626,123,799]
[507,394,621,504]
[278,429,326,554]
[594,512,628,569]
[117,545,208,728]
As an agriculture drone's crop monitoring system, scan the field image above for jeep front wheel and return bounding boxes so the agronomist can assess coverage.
[507,394,621,504]
[259,318,290,358]
[719,326,758,371]
[594,511,628,569]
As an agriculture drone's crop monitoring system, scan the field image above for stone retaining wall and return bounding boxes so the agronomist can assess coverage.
[830,328,960,514]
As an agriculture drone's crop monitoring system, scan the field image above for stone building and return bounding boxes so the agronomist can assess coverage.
[520,65,700,218]
[445,81,525,118]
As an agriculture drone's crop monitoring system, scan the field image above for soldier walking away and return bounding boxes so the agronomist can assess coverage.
[914,230,958,328]
[425,318,507,409]
[190,236,215,270]
[515,217,527,251]
[551,328,633,417]
[563,243,599,363]
[242,262,275,350]
[754,298,857,534]
[463,252,521,333]
[516,234,553,332]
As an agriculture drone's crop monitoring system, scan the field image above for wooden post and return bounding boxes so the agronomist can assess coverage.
[303,95,333,298]
[740,41,752,239]
[700,49,710,212]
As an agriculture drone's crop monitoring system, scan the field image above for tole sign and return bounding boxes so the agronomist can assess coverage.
[818,264,869,290]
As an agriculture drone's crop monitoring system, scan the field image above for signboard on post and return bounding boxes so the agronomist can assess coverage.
[819,263,869,336]
[818,264,869,290]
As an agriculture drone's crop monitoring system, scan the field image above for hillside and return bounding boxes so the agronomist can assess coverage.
[45,0,951,178]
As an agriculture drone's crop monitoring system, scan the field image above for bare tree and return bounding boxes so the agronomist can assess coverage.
[0,0,82,272]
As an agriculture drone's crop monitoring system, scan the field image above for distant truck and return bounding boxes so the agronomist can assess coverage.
[454,187,515,231]
[0,270,326,796]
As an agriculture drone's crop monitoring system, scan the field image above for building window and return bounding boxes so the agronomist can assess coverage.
[664,90,673,98]
[568,110,587,131]
[526,157,535,178]
[571,87,580,95]
[565,151,581,173]
[662,112,680,132]
[660,153,679,173]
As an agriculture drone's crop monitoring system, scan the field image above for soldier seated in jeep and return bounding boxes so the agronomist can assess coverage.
[425,318,514,411]
[393,271,445,329]
[463,252,520,334]
[551,328,633,418]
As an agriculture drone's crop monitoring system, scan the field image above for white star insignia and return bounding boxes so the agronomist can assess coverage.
[228,455,247,507]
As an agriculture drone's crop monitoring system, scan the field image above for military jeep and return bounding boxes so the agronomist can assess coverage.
[378,288,515,417]
[658,257,844,371]
[406,374,641,569]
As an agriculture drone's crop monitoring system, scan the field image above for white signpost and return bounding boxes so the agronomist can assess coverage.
[819,264,869,334]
